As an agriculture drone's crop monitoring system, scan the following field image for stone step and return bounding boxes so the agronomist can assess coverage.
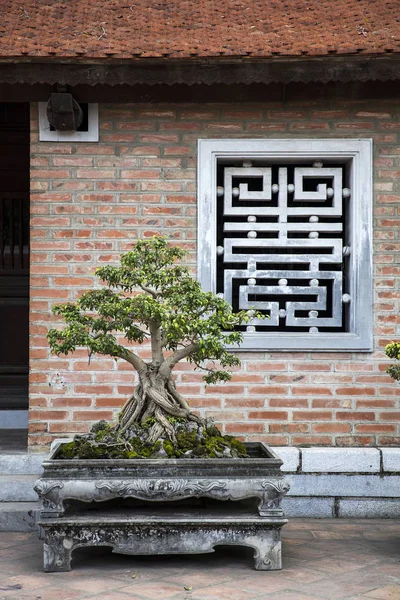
[0,453,45,475]
[0,502,39,531]
[0,475,39,501]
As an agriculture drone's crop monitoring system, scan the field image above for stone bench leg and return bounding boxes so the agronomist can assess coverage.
[252,529,282,570]
[43,537,73,572]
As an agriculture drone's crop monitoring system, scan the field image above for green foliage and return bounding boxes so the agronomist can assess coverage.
[385,341,400,382]
[48,237,261,384]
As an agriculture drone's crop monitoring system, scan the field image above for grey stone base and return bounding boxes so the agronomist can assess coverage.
[40,512,287,572]
[0,502,38,531]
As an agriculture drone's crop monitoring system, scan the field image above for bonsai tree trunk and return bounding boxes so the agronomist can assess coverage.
[116,365,203,444]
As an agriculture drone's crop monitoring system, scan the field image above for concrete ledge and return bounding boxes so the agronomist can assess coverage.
[0,453,45,475]
[273,447,300,472]
[282,497,333,518]
[0,475,39,501]
[0,502,38,532]
[339,499,400,518]
[381,448,400,473]
[301,448,380,473]
[287,474,399,498]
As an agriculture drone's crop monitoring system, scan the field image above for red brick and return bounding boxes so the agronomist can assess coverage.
[204,385,244,395]
[356,399,396,408]
[225,423,265,433]
[293,411,332,421]
[355,424,396,433]
[248,411,288,420]
[73,411,114,421]
[49,423,90,433]
[270,423,309,433]
[188,398,222,408]
[33,169,71,178]
[29,410,68,421]
[269,398,308,408]
[248,385,287,395]
[205,411,245,421]
[378,412,400,421]
[269,375,307,384]
[74,385,113,395]
[51,398,92,408]
[95,398,125,407]
[336,436,375,446]
[247,362,287,372]
[378,436,400,446]
[292,386,333,396]
[312,423,351,433]
[29,422,48,433]
[337,411,375,421]
[292,436,332,445]
[224,398,265,408]
[311,399,351,408]
[291,363,332,372]
[335,387,375,396]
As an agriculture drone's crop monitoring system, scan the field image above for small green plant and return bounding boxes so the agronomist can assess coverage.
[385,341,400,382]
[48,237,259,457]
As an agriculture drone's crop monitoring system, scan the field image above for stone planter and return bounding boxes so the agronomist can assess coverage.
[35,441,290,572]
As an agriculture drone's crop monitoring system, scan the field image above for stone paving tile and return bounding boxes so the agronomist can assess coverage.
[1,586,83,600]
[60,575,137,595]
[0,573,54,592]
[295,579,382,599]
[334,568,400,589]
[232,574,302,595]
[264,592,326,600]
[188,584,262,600]
[163,570,235,588]
[363,586,400,599]
[120,580,195,599]
[94,594,144,600]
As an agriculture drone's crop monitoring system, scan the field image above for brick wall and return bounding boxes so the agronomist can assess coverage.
[29,99,400,450]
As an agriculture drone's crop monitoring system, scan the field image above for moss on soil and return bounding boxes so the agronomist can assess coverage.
[56,418,248,460]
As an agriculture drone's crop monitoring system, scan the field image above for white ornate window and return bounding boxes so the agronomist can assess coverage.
[197,139,372,351]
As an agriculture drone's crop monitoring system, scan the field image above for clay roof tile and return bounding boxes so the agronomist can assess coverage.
[0,0,398,59]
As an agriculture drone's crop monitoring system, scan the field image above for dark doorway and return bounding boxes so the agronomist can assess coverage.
[0,103,30,441]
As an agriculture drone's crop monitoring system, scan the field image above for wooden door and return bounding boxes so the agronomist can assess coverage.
[0,103,30,411]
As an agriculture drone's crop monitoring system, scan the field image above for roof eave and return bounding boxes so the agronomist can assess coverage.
[0,54,399,86]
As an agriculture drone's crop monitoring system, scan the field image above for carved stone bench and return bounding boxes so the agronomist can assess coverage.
[39,510,287,572]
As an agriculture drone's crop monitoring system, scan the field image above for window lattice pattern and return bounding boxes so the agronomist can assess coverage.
[216,161,352,333]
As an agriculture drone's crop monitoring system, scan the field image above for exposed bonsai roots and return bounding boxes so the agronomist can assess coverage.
[115,375,204,444]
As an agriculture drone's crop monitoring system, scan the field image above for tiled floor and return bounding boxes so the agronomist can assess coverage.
[0,520,399,599]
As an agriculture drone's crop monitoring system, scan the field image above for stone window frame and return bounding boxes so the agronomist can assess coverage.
[197,138,373,352]
[38,102,99,142]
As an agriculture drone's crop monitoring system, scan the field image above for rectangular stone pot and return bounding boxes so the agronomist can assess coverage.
[35,441,290,518]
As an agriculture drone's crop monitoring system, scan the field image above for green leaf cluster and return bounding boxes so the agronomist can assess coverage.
[48,237,262,384]
[385,341,400,382]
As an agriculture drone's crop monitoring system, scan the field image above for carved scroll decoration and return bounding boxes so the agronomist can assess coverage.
[95,479,227,499]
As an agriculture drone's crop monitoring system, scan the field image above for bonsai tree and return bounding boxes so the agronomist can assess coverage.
[385,341,400,382]
[48,237,258,458]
